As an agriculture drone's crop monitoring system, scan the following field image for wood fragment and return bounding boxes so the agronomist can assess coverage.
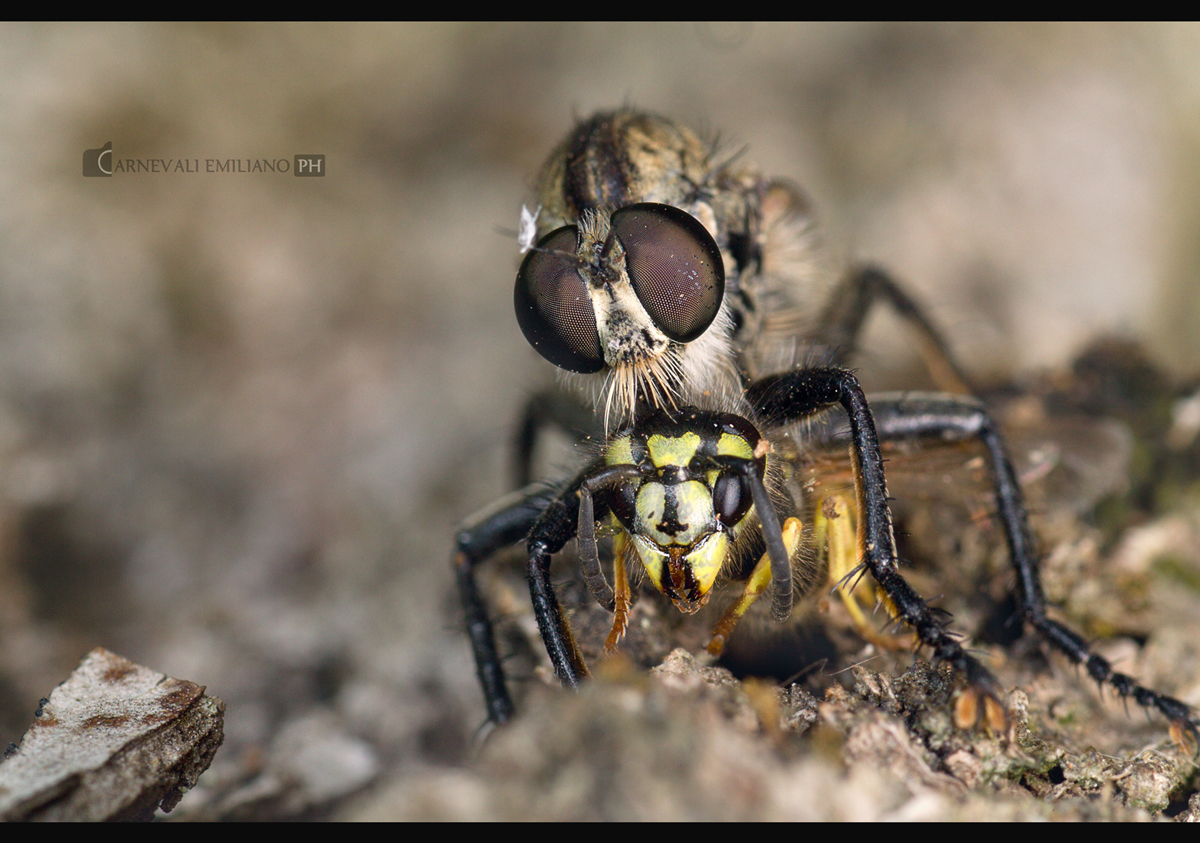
[0,647,225,822]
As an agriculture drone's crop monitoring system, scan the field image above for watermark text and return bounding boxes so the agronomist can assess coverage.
[83,144,325,178]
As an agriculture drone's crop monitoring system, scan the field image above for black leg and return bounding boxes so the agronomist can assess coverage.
[524,478,592,690]
[453,484,560,725]
[747,369,1005,717]
[513,390,601,488]
[852,391,1198,739]
[814,265,975,395]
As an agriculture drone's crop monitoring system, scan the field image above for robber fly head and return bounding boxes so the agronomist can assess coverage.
[511,110,756,427]
[515,202,733,426]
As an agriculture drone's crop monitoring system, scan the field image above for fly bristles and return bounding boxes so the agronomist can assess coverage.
[598,350,686,431]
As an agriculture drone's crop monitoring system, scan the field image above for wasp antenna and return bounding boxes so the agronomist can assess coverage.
[743,462,792,622]
[577,481,615,612]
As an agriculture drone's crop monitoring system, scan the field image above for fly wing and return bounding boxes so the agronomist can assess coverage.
[795,396,1133,519]
[787,395,1134,633]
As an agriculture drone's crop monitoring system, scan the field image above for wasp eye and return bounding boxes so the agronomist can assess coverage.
[609,203,724,343]
[713,472,750,528]
[514,226,604,373]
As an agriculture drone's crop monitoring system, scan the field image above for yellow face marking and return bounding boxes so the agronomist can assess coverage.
[715,431,754,460]
[635,480,712,546]
[683,531,727,597]
[646,431,701,467]
[634,534,665,593]
[635,483,668,544]
[606,432,635,467]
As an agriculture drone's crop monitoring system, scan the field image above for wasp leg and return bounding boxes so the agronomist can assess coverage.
[864,391,1200,743]
[814,265,975,395]
[604,531,633,653]
[454,484,560,725]
[747,368,1006,730]
[707,516,803,656]
[815,493,911,650]
[513,389,601,488]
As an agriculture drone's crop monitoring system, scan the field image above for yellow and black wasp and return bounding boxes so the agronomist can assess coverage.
[453,110,1199,748]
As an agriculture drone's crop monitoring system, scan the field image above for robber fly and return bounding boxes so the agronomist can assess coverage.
[453,110,1199,748]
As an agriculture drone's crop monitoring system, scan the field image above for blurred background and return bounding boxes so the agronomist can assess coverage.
[2,23,1200,818]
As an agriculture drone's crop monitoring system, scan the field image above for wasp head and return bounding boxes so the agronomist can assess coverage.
[600,409,764,613]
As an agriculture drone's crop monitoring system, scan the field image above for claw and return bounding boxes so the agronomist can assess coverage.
[705,632,728,657]
[1168,719,1200,758]
[983,693,1008,733]
[954,685,1008,733]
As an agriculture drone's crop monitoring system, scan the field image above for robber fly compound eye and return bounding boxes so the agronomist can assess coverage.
[513,226,604,373]
[513,203,724,374]
[608,203,724,343]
